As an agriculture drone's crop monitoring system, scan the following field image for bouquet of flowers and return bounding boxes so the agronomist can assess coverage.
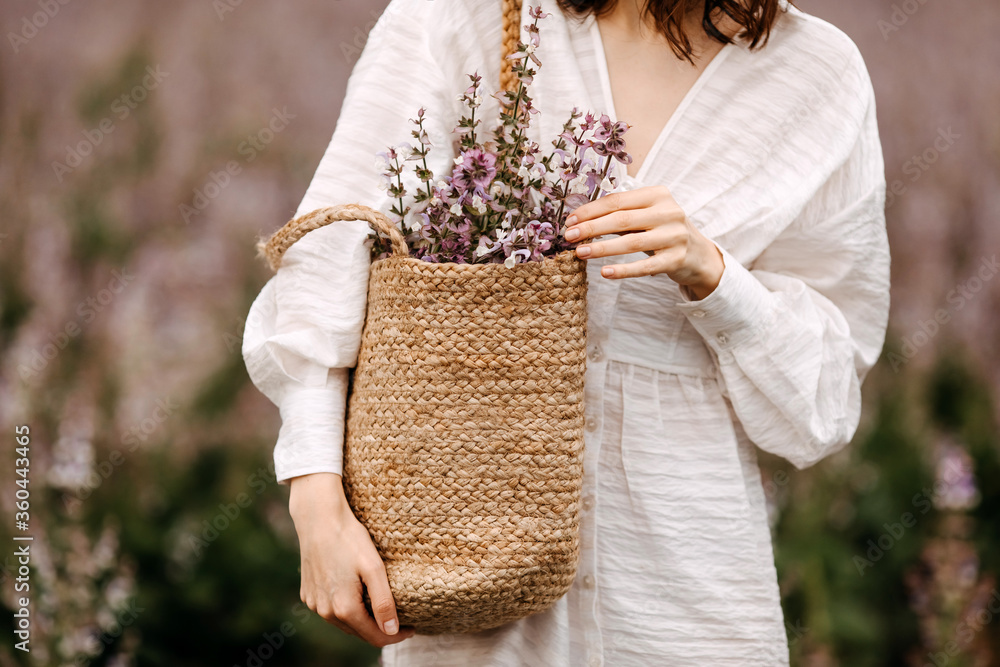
[371,5,632,267]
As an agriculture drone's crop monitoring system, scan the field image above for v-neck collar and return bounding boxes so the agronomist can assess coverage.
[588,14,738,183]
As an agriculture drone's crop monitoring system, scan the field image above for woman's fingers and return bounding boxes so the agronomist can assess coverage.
[358,553,401,636]
[310,577,413,648]
[558,184,711,284]
[307,574,414,648]
[600,254,673,279]
[338,596,414,648]
[575,228,674,259]
[567,187,662,225]
[565,209,650,242]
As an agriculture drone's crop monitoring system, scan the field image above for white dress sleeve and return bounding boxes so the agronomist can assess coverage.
[674,67,890,470]
[242,0,454,484]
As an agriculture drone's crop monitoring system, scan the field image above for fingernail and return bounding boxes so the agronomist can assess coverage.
[576,245,591,258]
[566,215,578,226]
[602,266,614,278]
[384,619,399,635]
[565,228,580,241]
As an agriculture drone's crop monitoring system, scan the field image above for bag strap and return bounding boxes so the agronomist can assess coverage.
[500,0,524,95]
[257,0,524,271]
[257,204,406,271]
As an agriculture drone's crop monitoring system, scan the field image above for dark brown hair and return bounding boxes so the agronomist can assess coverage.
[556,0,786,62]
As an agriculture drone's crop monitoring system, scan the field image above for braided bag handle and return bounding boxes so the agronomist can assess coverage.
[257,0,524,271]
[499,0,524,96]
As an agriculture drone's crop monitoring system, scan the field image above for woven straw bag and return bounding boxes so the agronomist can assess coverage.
[258,0,587,635]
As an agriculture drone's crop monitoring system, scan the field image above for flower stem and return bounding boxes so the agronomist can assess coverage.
[419,120,433,200]
[590,156,613,202]
[394,156,406,217]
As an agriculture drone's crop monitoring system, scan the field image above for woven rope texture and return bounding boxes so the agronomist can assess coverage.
[344,249,587,634]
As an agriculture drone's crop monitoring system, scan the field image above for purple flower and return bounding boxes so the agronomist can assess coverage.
[550,147,570,165]
[528,5,550,20]
[525,219,555,259]
[933,437,980,511]
[465,72,481,96]
[511,27,543,67]
[593,116,630,160]
[560,130,585,148]
[593,114,613,140]
[526,21,542,49]
[564,193,589,212]
[504,248,531,268]
[585,167,604,193]
[615,151,633,165]
[451,147,497,195]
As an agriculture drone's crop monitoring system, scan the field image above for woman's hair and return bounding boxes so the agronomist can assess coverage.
[556,0,786,62]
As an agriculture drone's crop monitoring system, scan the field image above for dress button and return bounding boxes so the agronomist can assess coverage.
[716,332,729,345]
[582,574,595,589]
[588,345,603,362]
[588,655,602,667]
[582,495,594,511]
[585,417,598,433]
[691,309,706,318]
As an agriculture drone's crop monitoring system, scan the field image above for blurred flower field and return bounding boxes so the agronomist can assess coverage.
[1,1,998,665]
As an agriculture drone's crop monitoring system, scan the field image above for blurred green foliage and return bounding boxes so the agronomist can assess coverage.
[98,444,379,667]
[773,348,1000,666]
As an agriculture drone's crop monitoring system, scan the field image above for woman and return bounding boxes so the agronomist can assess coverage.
[242,0,890,664]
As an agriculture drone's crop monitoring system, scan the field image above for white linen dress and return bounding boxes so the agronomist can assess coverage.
[241,0,890,664]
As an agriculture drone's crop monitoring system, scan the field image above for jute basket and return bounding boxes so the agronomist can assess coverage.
[258,0,587,635]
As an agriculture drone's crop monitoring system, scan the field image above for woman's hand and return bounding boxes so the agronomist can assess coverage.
[563,185,725,300]
[288,473,415,647]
